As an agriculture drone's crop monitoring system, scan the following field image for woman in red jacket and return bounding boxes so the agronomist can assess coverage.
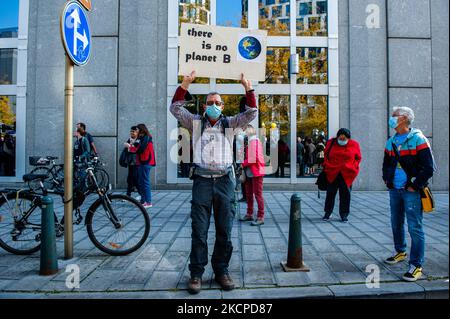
[127,124,156,208]
[322,128,362,222]
[239,125,266,226]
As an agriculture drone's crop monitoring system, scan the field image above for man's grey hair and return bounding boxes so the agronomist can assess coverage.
[393,106,415,124]
[205,92,221,103]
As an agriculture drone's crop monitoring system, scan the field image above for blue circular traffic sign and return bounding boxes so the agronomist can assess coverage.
[61,1,91,66]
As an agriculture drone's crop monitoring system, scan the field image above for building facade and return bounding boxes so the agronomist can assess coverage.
[0,0,448,191]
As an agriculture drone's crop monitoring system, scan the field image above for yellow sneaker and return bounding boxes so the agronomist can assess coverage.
[403,265,423,282]
[385,252,407,265]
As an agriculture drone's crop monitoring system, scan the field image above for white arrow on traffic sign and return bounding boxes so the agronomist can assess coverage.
[61,1,91,66]
[69,8,89,56]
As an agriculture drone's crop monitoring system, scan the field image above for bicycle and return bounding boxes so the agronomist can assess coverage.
[0,160,150,256]
[28,156,64,192]
[28,155,110,193]
[87,155,110,190]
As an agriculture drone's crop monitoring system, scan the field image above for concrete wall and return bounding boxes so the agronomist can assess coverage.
[387,0,449,190]
[340,0,449,190]
[26,0,168,190]
[347,0,388,191]
[25,0,448,191]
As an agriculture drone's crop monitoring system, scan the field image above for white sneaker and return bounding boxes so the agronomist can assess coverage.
[135,195,141,201]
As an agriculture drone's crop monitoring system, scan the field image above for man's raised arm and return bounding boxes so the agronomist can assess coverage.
[229,73,258,129]
[169,71,197,131]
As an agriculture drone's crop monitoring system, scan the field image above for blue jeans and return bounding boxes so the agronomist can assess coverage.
[138,165,151,203]
[389,189,425,267]
[189,173,236,278]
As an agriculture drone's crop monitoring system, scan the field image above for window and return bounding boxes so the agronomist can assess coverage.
[0,96,16,176]
[297,0,328,36]
[299,2,312,16]
[272,6,282,18]
[0,49,17,85]
[0,0,28,180]
[168,0,339,184]
[263,47,290,84]
[297,47,328,84]
[217,0,247,28]
[0,0,19,38]
[296,95,328,177]
[259,95,291,179]
[259,0,290,36]
[179,0,211,32]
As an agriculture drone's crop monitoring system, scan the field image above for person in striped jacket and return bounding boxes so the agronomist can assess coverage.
[382,106,436,282]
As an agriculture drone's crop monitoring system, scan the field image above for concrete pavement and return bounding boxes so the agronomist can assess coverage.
[0,191,448,299]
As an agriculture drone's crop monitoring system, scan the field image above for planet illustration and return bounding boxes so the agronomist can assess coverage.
[238,36,262,60]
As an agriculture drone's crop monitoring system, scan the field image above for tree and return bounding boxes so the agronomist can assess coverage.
[297,96,327,137]
[0,96,15,126]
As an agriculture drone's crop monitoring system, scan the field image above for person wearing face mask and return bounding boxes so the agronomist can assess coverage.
[382,107,436,282]
[322,128,362,222]
[170,71,257,294]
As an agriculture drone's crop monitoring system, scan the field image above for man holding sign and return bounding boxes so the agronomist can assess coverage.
[170,71,257,294]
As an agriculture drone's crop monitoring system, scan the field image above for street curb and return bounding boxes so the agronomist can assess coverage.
[1,280,448,299]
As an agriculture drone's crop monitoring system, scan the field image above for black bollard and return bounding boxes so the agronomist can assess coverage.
[39,196,59,276]
[281,194,310,272]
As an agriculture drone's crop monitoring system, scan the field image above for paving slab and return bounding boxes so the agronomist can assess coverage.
[0,191,447,299]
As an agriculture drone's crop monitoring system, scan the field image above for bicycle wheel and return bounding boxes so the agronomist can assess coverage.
[0,192,42,255]
[85,194,150,256]
[86,168,109,190]
[28,167,52,191]
[53,165,65,192]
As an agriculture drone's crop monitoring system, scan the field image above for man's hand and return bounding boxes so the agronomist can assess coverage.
[241,73,253,92]
[181,71,196,90]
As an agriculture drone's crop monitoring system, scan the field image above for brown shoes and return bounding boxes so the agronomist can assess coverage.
[188,274,235,293]
[215,273,235,291]
[187,277,202,294]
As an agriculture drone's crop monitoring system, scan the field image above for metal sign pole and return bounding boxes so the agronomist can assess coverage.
[61,1,92,259]
[64,54,74,260]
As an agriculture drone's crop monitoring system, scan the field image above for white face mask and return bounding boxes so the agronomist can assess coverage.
[337,139,348,146]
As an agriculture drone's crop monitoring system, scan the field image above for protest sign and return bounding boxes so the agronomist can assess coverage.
[179,23,267,81]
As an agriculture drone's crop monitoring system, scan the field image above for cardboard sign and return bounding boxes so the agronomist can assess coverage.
[179,23,267,81]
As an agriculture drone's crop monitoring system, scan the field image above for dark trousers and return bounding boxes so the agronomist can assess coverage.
[275,161,286,177]
[189,173,236,278]
[324,173,351,219]
[297,158,305,177]
[240,181,246,199]
[126,165,138,196]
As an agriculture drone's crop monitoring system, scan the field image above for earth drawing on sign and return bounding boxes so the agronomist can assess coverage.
[238,36,262,60]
